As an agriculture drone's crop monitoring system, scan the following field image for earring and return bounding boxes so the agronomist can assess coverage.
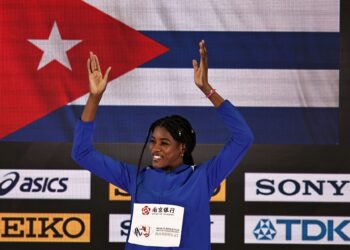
[181,153,184,157]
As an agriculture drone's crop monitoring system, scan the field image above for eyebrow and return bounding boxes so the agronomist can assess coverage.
[150,136,171,142]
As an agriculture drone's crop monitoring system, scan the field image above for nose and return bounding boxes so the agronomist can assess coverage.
[152,147,160,154]
[150,143,161,154]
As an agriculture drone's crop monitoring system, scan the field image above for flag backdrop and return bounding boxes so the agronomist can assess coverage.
[1,0,340,144]
[1,1,349,250]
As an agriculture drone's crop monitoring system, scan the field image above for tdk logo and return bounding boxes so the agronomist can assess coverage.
[245,173,350,202]
[253,219,276,240]
[0,169,91,199]
[245,216,350,245]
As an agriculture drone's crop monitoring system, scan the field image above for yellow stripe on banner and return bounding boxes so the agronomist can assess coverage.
[109,184,131,201]
[109,180,226,202]
[210,180,226,202]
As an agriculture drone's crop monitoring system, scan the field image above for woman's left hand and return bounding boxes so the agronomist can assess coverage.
[192,40,209,89]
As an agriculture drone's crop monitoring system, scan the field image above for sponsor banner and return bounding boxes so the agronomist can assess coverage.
[0,169,90,199]
[211,180,226,202]
[245,215,350,245]
[109,180,226,202]
[109,214,131,243]
[210,215,225,244]
[109,185,130,201]
[245,173,350,202]
[0,213,90,242]
[109,214,225,244]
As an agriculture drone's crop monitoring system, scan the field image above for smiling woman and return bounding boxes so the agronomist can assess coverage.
[71,40,254,250]
[147,115,195,170]
[149,125,185,170]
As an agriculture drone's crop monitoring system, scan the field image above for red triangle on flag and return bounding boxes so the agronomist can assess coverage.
[0,0,168,139]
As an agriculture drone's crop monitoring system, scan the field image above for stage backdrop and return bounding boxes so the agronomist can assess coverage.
[1,0,350,249]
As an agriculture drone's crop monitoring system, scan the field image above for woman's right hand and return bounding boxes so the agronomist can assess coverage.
[87,51,111,96]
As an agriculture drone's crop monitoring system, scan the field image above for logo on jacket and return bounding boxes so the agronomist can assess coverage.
[141,206,151,215]
[134,225,151,238]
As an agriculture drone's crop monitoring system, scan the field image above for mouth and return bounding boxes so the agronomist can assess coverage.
[152,155,162,162]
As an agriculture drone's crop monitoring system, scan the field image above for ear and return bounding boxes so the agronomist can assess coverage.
[181,143,186,154]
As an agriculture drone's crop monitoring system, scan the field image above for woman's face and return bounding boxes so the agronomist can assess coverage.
[149,126,185,170]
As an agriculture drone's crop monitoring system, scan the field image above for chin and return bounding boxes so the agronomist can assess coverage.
[152,162,164,169]
[153,163,171,170]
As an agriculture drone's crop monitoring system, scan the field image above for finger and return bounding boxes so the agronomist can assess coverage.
[89,51,94,73]
[87,58,92,74]
[95,54,101,72]
[192,59,198,72]
[90,51,97,71]
[103,67,112,82]
[201,40,208,68]
[199,40,206,69]
[201,40,206,53]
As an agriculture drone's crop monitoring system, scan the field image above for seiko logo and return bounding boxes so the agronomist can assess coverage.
[0,213,90,242]
[245,216,350,245]
[0,170,90,199]
[245,173,350,202]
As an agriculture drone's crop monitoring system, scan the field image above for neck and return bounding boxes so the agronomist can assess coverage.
[165,160,184,171]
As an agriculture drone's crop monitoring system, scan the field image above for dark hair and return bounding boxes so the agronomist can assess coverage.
[135,115,196,200]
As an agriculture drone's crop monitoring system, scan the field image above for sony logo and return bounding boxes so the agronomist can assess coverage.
[245,173,350,202]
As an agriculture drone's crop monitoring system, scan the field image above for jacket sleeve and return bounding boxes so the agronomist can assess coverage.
[71,120,137,193]
[205,100,254,194]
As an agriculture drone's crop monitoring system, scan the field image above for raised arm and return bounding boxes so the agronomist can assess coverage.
[81,52,111,122]
[192,40,224,107]
[193,40,253,194]
[72,53,136,193]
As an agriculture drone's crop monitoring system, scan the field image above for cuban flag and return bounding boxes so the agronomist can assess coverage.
[1,0,339,144]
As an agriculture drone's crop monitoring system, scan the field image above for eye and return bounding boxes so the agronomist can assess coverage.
[161,141,169,146]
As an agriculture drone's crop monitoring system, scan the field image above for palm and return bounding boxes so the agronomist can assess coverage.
[193,40,209,88]
[89,70,106,95]
[87,52,111,95]
[194,67,207,88]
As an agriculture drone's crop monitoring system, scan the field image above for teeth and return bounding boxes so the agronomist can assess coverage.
[153,155,161,160]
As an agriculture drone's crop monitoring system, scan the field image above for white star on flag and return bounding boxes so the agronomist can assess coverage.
[28,22,81,70]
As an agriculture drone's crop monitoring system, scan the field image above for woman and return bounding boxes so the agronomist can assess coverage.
[72,40,254,249]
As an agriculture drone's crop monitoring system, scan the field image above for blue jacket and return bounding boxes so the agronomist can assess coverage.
[72,100,253,249]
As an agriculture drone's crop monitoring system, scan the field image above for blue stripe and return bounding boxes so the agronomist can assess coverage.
[140,31,339,69]
[3,106,339,144]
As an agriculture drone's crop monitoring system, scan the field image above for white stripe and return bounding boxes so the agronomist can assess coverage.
[70,68,339,108]
[83,0,339,32]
